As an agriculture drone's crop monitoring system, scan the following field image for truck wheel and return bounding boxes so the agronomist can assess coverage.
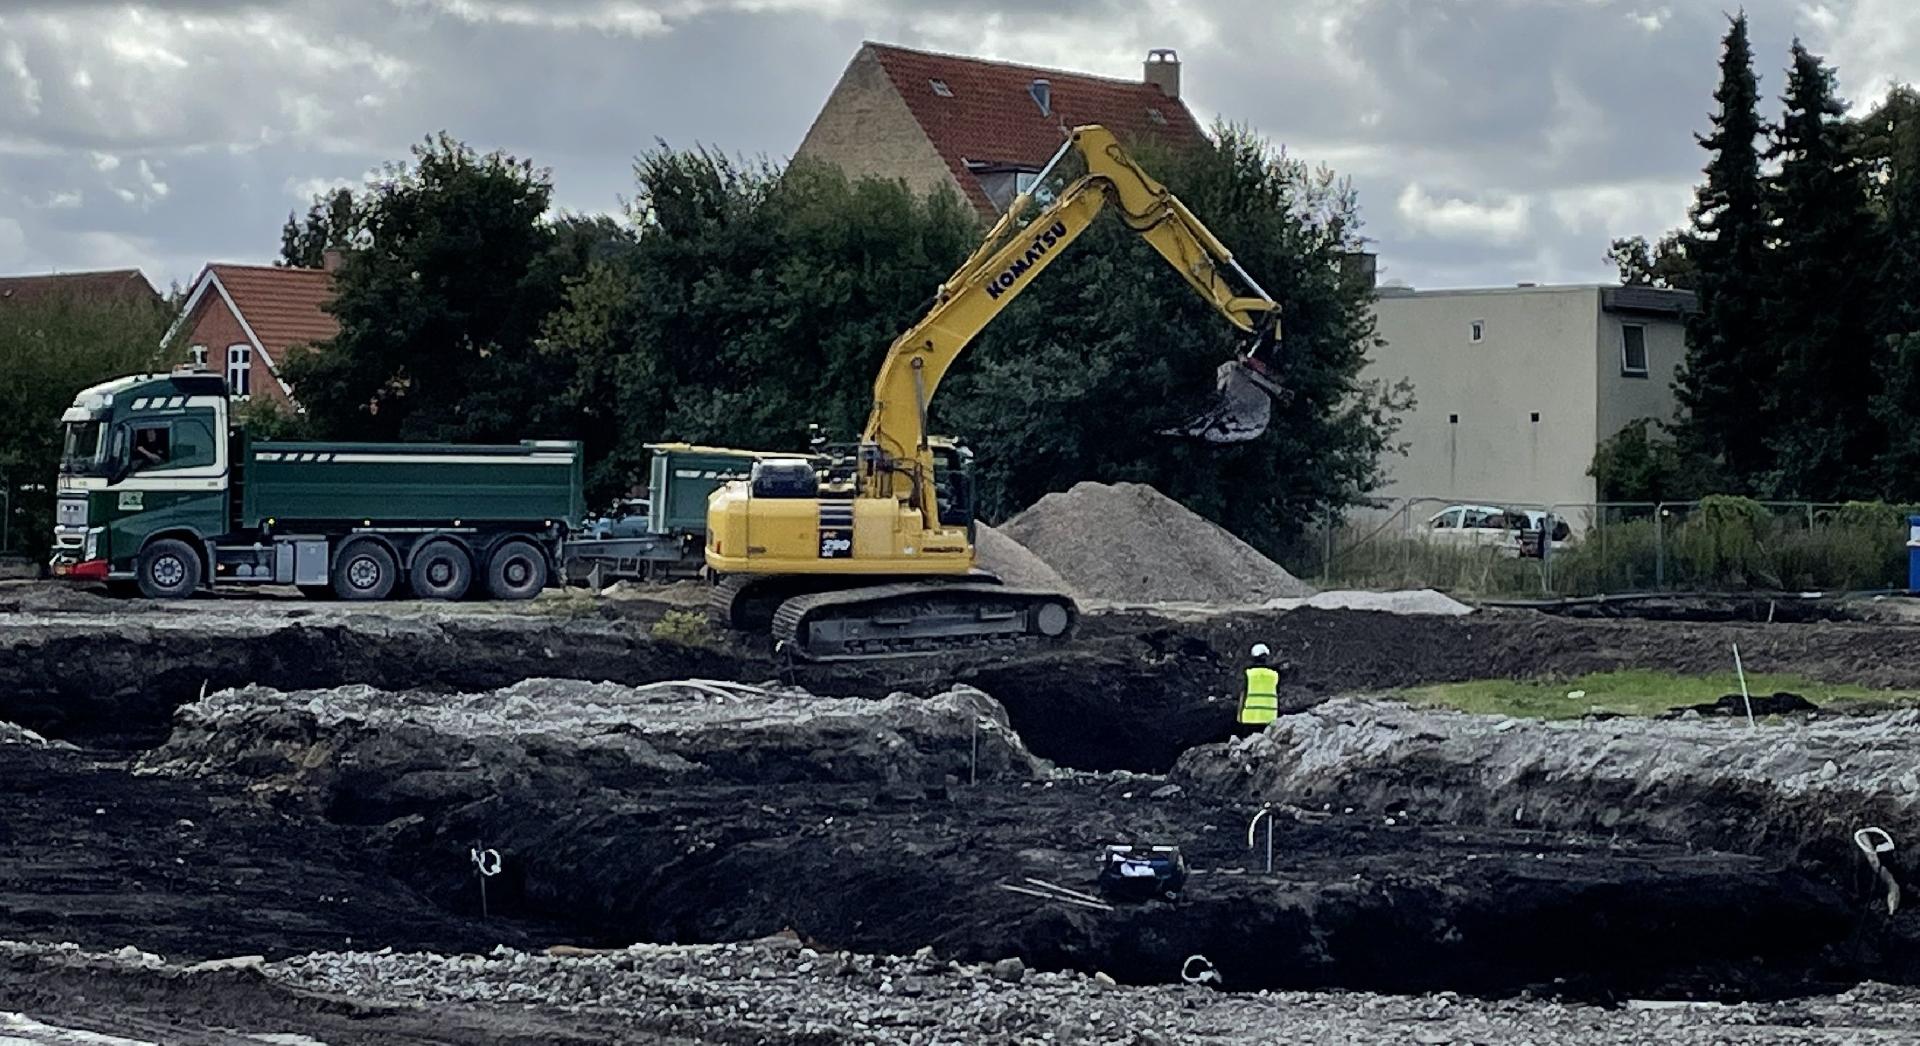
[409,540,472,600]
[332,541,398,601]
[136,539,201,599]
[485,541,548,601]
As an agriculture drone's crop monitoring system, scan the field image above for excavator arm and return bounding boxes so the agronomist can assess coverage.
[860,125,1284,511]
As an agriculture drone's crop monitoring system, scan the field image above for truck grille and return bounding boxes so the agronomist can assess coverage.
[56,498,87,528]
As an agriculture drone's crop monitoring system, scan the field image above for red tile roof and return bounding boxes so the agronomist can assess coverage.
[0,269,160,307]
[207,264,338,364]
[864,42,1210,214]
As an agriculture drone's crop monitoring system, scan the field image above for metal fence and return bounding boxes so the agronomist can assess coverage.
[1293,496,1914,598]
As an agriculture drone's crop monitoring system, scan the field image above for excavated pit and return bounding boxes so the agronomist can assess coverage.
[122,675,1912,1000]
[14,591,1920,1006]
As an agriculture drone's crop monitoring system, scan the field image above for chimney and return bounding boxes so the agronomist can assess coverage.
[1144,48,1180,100]
[320,249,344,273]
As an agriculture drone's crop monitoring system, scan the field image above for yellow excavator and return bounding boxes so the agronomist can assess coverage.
[705,124,1285,660]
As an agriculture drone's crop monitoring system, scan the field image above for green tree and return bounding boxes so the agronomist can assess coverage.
[1606,232,1695,289]
[1867,87,1920,494]
[1673,13,1774,486]
[1588,418,1723,502]
[283,134,615,448]
[1763,42,1884,499]
[278,187,361,268]
[0,296,172,560]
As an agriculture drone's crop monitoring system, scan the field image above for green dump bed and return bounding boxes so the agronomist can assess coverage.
[242,440,585,528]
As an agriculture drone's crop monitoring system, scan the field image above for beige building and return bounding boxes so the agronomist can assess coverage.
[1366,284,1696,516]
[796,42,1207,217]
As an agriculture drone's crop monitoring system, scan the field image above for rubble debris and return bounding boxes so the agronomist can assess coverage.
[1000,482,1313,604]
[1666,691,1818,718]
[14,938,1920,1045]
[142,679,1046,812]
[1174,697,1920,858]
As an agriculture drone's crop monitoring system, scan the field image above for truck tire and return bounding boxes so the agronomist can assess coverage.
[332,541,398,601]
[409,540,472,601]
[136,539,201,599]
[485,541,548,601]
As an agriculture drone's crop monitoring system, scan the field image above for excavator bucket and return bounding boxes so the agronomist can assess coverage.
[1163,356,1285,444]
[1162,312,1286,443]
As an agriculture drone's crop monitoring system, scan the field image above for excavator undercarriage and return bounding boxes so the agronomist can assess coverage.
[709,574,1077,662]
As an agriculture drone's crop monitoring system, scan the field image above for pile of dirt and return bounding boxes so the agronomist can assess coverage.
[1000,482,1313,605]
[1173,697,1920,860]
[974,523,1076,596]
[142,679,1044,818]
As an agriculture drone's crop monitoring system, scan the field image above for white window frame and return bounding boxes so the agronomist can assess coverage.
[1469,320,1485,343]
[1620,324,1649,378]
[227,343,252,398]
[189,344,208,368]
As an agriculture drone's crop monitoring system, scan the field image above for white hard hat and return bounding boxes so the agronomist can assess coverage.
[1250,643,1271,658]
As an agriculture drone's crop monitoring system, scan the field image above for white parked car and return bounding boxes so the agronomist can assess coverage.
[1423,504,1571,558]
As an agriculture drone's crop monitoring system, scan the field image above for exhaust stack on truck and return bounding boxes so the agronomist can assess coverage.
[52,369,584,601]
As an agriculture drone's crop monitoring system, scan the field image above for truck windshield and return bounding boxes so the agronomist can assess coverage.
[59,421,106,475]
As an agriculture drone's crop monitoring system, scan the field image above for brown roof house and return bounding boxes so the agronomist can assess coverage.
[163,257,340,408]
[0,269,162,308]
[796,43,1209,216]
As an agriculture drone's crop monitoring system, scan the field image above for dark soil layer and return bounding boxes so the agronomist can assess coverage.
[0,745,549,959]
[372,773,1874,1001]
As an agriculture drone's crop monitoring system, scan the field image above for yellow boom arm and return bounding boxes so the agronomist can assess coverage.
[860,124,1280,512]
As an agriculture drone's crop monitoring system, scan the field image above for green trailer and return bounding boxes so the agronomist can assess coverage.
[52,369,585,601]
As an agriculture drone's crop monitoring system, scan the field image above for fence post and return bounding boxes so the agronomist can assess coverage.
[1655,502,1666,590]
[1322,512,1333,587]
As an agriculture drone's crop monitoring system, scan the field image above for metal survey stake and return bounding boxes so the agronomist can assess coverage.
[1247,806,1274,873]
[471,844,501,918]
[1732,643,1756,728]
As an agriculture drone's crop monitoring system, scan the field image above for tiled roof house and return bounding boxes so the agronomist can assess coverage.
[163,258,340,409]
[796,43,1209,216]
[0,269,162,308]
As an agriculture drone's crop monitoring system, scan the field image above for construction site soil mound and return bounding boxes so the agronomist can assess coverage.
[144,679,1042,820]
[1173,697,1920,874]
[974,523,1077,595]
[1266,588,1473,616]
[1000,482,1313,605]
[17,941,1920,1046]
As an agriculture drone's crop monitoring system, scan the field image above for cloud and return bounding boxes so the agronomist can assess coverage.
[1,40,40,117]
[1396,183,1533,245]
[42,190,82,209]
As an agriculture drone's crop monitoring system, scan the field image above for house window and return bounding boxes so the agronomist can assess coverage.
[227,344,252,398]
[1621,324,1649,377]
[1015,171,1039,195]
[928,79,952,97]
[1469,320,1485,343]
[189,344,208,368]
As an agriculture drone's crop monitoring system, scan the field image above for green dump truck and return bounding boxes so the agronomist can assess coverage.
[51,370,824,599]
[53,369,586,600]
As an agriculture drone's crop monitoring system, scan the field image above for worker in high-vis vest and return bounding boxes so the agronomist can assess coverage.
[1239,643,1280,727]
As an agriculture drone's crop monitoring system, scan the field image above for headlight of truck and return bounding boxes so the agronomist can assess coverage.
[84,527,102,561]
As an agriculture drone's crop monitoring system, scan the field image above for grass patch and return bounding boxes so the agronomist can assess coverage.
[1393,669,1920,720]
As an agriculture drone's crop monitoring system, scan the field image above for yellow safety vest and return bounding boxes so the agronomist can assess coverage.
[1240,666,1279,725]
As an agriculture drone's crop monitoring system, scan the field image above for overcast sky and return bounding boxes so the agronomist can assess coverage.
[1,0,1916,293]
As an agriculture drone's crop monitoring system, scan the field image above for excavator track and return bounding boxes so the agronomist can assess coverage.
[768,581,1077,662]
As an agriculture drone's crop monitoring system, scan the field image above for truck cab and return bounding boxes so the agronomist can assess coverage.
[52,370,232,583]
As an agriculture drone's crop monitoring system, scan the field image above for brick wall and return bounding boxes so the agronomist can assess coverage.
[794,47,960,202]
[181,289,293,410]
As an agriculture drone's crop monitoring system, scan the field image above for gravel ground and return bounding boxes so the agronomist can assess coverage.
[8,939,1920,1045]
